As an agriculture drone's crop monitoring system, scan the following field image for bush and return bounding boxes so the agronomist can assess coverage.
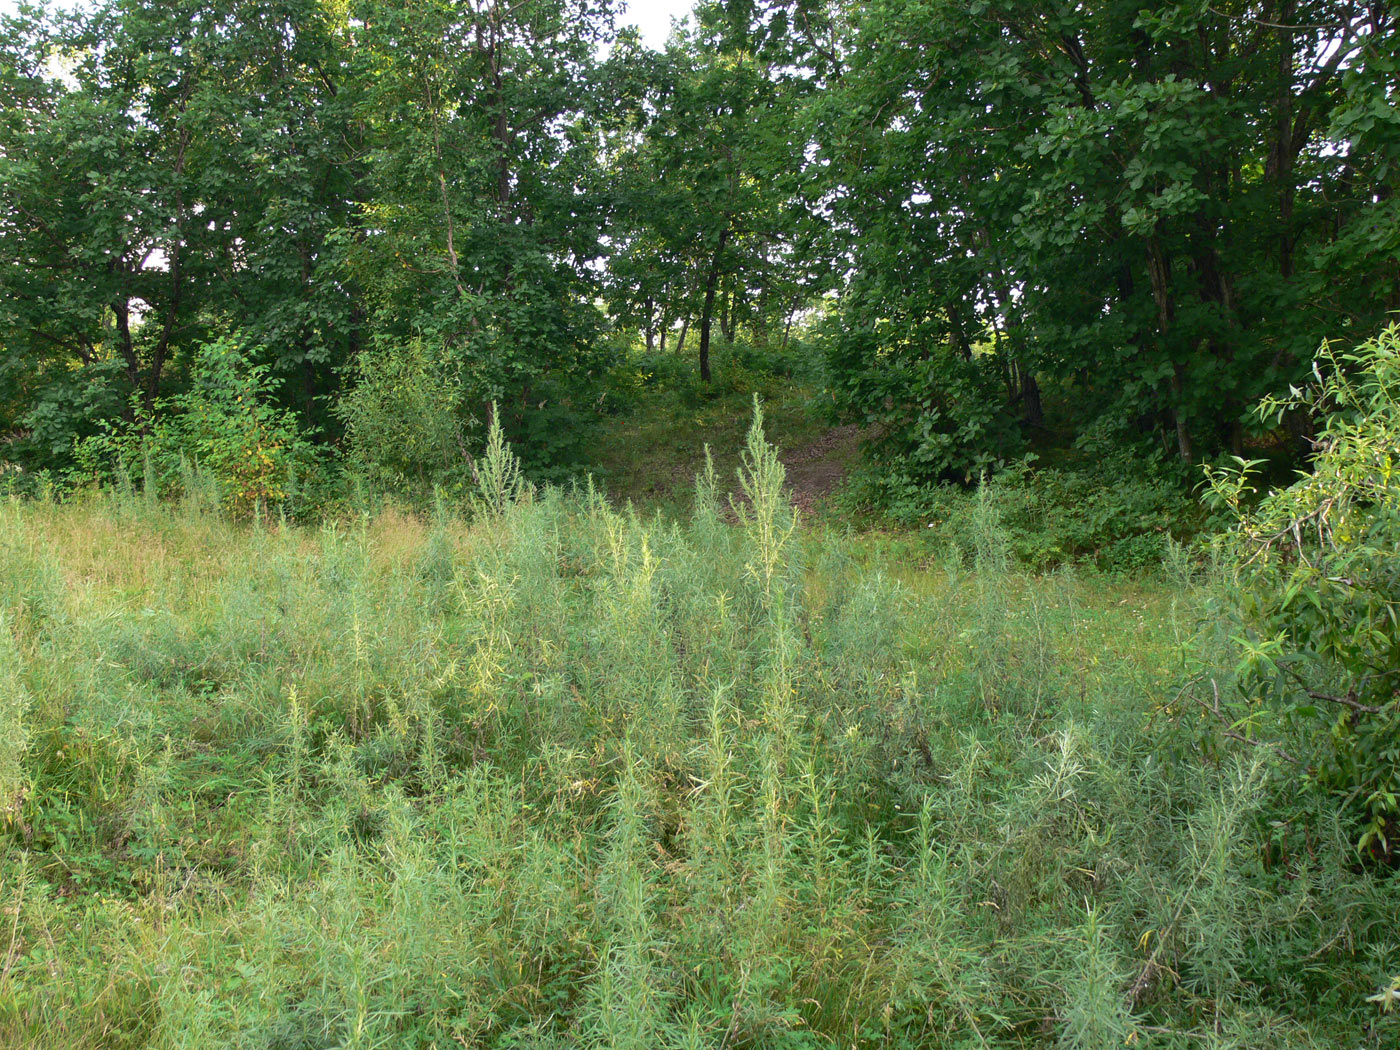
[989,456,1199,572]
[840,452,1198,573]
[75,337,322,518]
[337,336,474,491]
[1206,325,1400,858]
[824,309,1025,484]
[339,333,612,490]
[12,358,128,474]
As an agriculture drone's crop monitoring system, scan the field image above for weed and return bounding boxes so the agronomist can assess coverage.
[2,409,1396,1049]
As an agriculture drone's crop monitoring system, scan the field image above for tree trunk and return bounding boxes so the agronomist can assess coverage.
[1147,236,1192,462]
[1171,361,1194,463]
[114,298,140,396]
[303,358,317,422]
[698,227,730,383]
[753,275,770,340]
[644,296,655,352]
[1022,370,1044,429]
[146,239,180,414]
[719,278,731,343]
[946,301,972,361]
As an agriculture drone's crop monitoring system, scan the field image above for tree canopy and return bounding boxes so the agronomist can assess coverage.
[810,0,1398,478]
[1,0,1396,488]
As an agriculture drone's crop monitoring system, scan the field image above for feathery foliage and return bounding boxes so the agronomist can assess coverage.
[2,411,1396,1048]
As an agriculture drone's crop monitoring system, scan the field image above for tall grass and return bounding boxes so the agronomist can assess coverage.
[1,415,1396,1048]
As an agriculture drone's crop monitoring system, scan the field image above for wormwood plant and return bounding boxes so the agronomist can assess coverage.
[5,404,1400,1048]
[1206,325,1400,858]
[581,744,674,1049]
[471,403,531,517]
[0,613,30,830]
[735,397,798,606]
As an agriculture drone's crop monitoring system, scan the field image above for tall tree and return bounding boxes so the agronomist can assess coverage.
[0,0,361,465]
[805,0,1398,476]
[604,1,817,380]
[340,0,625,467]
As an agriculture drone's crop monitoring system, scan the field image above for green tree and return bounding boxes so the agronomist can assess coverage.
[0,0,362,468]
[340,0,627,473]
[802,0,1398,475]
[604,2,818,380]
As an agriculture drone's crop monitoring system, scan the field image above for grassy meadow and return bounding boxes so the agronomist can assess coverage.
[2,419,1397,1049]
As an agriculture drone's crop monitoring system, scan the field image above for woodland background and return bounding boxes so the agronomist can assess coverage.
[3,2,1400,1048]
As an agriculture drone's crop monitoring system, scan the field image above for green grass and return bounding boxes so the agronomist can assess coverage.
[590,343,833,510]
[2,417,1396,1049]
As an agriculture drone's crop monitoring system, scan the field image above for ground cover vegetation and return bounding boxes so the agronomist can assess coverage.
[3,414,1399,1048]
[3,0,1400,1045]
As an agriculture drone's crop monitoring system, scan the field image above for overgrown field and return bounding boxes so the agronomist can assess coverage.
[2,423,1396,1049]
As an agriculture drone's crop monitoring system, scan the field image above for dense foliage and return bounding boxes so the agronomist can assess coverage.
[808,0,1399,477]
[1208,325,1400,860]
[72,337,323,518]
[6,0,1394,491]
[0,0,639,480]
[0,0,361,465]
[5,1,1400,1043]
[0,0,825,485]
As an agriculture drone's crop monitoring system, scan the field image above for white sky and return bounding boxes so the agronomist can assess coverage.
[0,0,696,50]
[623,0,695,49]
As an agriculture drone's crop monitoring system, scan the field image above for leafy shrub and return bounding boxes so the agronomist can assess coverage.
[337,336,474,491]
[613,337,813,414]
[75,338,322,518]
[825,310,1024,484]
[1206,325,1400,857]
[498,375,607,482]
[340,334,609,490]
[724,335,823,382]
[638,348,699,391]
[11,358,129,474]
[841,452,1197,572]
[989,456,1199,571]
